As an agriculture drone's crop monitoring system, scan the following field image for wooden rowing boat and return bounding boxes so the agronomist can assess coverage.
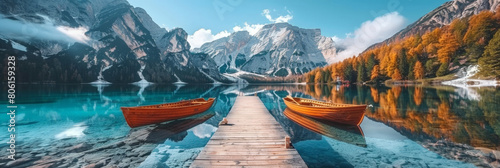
[121,98,215,128]
[284,108,366,147]
[283,96,366,125]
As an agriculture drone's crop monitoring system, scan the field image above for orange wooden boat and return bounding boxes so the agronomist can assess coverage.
[284,108,366,147]
[283,96,366,126]
[121,98,215,128]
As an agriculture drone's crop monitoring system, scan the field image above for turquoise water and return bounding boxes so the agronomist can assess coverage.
[0,84,499,167]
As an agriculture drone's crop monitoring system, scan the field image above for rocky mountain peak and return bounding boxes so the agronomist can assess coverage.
[373,0,500,46]
[196,22,334,76]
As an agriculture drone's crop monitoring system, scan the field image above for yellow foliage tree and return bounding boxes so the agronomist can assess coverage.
[463,11,496,45]
[391,69,402,80]
[314,70,323,83]
[371,65,380,80]
[437,31,460,63]
[413,61,424,79]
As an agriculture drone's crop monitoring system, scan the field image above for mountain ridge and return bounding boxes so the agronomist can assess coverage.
[366,0,500,51]
[0,0,232,83]
[195,22,336,77]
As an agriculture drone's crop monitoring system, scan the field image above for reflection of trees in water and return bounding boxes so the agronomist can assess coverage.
[298,84,500,150]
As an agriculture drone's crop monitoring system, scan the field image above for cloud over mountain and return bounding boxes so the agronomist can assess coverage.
[332,12,406,63]
[0,14,90,44]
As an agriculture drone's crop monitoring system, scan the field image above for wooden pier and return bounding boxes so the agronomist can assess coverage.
[190,96,307,168]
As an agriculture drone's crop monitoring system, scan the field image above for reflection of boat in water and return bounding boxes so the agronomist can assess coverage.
[284,108,367,147]
[131,111,215,143]
[283,96,366,125]
[121,98,215,128]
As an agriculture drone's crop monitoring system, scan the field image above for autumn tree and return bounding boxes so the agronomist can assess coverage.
[314,70,323,83]
[386,49,399,77]
[391,69,402,80]
[463,11,498,61]
[479,29,500,77]
[437,31,460,63]
[422,28,441,55]
[371,65,380,80]
[413,61,424,79]
[449,18,468,44]
[463,11,497,46]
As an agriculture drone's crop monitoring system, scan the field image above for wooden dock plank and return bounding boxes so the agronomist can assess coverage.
[190,96,307,168]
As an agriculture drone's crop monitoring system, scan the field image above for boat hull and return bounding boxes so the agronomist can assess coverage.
[121,98,215,128]
[284,108,366,147]
[283,97,366,126]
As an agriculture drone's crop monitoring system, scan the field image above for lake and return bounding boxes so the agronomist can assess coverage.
[0,84,498,167]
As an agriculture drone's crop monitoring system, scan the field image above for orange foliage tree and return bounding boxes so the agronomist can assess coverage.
[437,30,460,63]
[371,65,380,80]
[413,61,424,79]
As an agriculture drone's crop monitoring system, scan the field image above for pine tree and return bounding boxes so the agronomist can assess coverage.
[397,49,409,79]
[307,73,315,83]
[357,59,367,82]
[344,64,356,83]
[450,18,468,45]
[366,53,376,72]
[436,62,449,77]
[479,29,500,77]
[425,60,437,77]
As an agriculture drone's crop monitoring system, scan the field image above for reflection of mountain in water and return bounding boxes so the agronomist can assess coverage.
[284,108,366,147]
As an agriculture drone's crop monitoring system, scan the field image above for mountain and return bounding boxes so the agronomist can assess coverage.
[373,0,500,47]
[0,0,231,84]
[303,0,500,84]
[194,23,336,77]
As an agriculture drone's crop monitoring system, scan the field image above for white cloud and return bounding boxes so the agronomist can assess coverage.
[262,9,293,23]
[0,14,90,44]
[232,22,264,36]
[56,26,90,43]
[187,28,231,49]
[331,36,342,44]
[188,8,293,50]
[331,12,406,63]
[189,22,265,49]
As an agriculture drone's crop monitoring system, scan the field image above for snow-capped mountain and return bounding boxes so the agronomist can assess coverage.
[194,23,336,76]
[0,0,231,83]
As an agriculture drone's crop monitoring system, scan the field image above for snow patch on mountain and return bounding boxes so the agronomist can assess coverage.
[133,65,152,85]
[10,41,27,51]
[173,74,186,85]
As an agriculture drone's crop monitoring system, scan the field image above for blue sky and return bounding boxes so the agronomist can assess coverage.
[129,0,449,51]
